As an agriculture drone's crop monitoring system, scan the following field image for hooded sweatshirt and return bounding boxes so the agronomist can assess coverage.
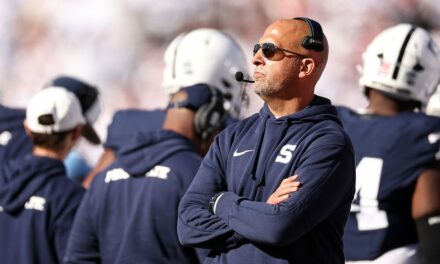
[178,96,356,264]
[64,130,206,264]
[0,154,85,264]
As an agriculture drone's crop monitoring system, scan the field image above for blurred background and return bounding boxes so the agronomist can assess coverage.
[1,0,439,163]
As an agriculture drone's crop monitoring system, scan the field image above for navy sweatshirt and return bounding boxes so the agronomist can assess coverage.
[0,155,85,264]
[178,96,356,264]
[64,130,206,263]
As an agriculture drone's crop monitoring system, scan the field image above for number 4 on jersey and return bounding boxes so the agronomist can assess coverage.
[351,157,389,231]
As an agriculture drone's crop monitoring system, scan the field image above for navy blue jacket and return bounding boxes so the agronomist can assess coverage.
[0,105,31,165]
[0,155,85,264]
[337,107,440,260]
[64,130,206,263]
[178,96,356,264]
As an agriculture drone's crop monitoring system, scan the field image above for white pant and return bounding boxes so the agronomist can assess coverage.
[346,244,419,264]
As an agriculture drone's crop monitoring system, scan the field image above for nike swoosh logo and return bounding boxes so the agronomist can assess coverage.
[233,149,254,157]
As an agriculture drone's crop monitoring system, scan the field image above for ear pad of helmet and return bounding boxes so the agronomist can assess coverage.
[194,86,226,141]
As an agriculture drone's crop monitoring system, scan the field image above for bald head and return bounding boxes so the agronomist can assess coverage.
[252,18,329,114]
[263,19,329,79]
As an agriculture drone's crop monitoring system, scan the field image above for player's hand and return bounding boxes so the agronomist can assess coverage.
[267,175,301,205]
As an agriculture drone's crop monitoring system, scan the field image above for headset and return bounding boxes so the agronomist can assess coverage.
[194,85,226,141]
[168,84,226,141]
[293,17,324,52]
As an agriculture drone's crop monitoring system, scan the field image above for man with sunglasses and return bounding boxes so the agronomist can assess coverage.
[178,18,356,263]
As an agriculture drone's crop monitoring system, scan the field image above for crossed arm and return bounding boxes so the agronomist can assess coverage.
[266,175,301,205]
[178,139,354,248]
[177,171,301,249]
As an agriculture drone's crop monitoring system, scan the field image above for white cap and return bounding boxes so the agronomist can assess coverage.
[26,87,86,134]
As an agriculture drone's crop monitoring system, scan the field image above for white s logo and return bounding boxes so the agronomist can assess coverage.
[275,144,297,164]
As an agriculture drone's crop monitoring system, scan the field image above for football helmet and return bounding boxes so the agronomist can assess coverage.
[162,28,249,118]
[359,24,440,104]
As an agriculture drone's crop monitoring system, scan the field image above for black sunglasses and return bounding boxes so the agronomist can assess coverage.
[253,43,307,59]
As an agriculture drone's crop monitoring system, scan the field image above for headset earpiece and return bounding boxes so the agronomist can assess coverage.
[194,86,226,141]
[293,17,324,52]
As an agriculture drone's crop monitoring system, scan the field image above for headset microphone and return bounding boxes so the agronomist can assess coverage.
[235,71,255,83]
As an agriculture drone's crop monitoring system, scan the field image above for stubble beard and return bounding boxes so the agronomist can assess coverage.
[254,78,279,97]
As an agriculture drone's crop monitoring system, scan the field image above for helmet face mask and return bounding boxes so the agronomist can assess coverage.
[162,28,249,119]
[359,24,440,105]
